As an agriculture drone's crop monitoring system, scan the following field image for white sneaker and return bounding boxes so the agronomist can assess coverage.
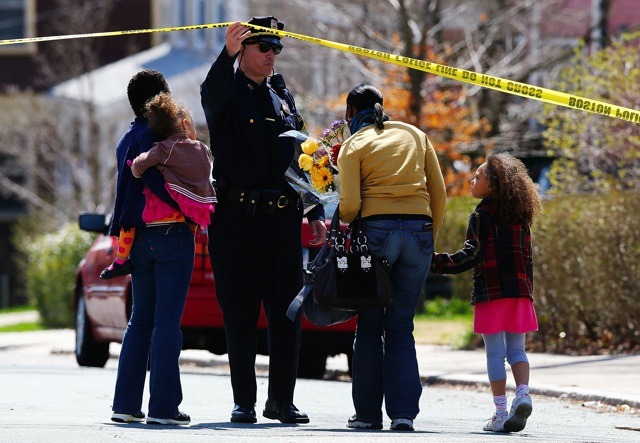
[483,413,507,432]
[504,394,532,432]
[390,417,414,431]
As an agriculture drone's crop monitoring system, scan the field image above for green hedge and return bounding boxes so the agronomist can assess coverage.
[25,224,95,328]
[436,193,640,354]
[532,192,640,354]
[434,196,477,303]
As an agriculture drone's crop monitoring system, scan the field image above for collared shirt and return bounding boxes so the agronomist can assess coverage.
[431,198,534,305]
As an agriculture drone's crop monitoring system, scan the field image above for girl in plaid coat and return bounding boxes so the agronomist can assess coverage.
[431,153,541,433]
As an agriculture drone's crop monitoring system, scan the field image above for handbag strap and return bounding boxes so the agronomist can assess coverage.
[309,205,342,271]
[347,212,375,273]
[347,212,368,254]
[326,205,342,243]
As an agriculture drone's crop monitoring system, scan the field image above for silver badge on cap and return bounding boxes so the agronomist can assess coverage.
[271,18,278,29]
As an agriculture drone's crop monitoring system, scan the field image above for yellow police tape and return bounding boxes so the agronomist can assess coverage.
[2,21,639,124]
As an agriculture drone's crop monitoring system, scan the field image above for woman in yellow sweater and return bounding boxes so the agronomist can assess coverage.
[338,84,447,432]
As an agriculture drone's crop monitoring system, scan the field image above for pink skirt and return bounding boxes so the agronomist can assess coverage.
[142,187,214,228]
[473,297,538,334]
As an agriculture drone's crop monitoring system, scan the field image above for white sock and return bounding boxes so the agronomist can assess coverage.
[493,395,508,416]
[516,384,529,398]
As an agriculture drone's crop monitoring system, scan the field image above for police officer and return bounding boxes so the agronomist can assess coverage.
[200,17,326,424]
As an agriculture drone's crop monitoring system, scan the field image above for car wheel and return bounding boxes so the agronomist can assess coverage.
[75,291,110,368]
[297,348,327,379]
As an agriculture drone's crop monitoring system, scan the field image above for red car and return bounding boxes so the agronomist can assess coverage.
[73,207,357,379]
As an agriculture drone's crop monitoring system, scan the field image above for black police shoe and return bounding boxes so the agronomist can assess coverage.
[263,399,310,424]
[230,404,257,423]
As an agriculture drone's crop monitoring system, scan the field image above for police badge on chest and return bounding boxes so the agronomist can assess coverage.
[280,99,291,116]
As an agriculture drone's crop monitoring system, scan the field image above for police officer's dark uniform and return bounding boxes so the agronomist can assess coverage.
[200,16,324,424]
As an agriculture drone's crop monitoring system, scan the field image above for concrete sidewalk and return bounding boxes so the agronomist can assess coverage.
[415,344,640,409]
[1,311,639,409]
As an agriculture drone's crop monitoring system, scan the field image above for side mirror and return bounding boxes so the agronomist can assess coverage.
[78,213,108,235]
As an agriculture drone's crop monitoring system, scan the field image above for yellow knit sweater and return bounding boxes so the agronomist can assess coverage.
[337,121,447,242]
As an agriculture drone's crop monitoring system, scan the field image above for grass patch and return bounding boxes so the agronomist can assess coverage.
[414,316,473,347]
[0,322,44,333]
[0,305,35,314]
[0,305,41,332]
[414,297,474,347]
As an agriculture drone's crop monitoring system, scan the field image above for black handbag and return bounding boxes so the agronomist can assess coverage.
[312,207,394,311]
[286,210,356,326]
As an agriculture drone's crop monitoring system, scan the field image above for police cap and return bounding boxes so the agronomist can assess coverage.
[244,16,284,46]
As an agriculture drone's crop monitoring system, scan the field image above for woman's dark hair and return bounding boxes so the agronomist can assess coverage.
[127,69,170,118]
[347,83,385,129]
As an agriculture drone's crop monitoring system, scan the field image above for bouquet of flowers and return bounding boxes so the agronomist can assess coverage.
[298,119,347,193]
[280,119,347,213]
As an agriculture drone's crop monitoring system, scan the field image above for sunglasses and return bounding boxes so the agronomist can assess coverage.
[247,40,283,55]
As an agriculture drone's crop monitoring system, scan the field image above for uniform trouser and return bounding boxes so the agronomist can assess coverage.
[209,202,304,407]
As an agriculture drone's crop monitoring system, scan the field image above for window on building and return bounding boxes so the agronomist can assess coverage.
[168,0,229,51]
[0,0,35,54]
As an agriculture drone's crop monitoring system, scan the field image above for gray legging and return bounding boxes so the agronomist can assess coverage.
[482,332,529,382]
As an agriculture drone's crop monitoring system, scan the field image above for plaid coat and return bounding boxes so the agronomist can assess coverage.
[431,198,534,305]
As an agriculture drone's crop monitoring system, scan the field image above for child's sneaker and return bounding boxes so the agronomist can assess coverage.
[100,260,133,279]
[503,394,532,432]
[111,411,145,423]
[390,417,414,431]
[483,412,507,432]
[346,415,383,430]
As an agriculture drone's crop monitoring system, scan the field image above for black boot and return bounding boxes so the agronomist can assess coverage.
[230,404,257,423]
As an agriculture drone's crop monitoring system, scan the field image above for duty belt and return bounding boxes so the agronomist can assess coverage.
[221,187,300,217]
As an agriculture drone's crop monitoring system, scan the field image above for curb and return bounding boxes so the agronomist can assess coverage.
[422,375,640,410]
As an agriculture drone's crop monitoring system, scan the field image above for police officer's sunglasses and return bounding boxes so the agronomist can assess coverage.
[247,41,283,55]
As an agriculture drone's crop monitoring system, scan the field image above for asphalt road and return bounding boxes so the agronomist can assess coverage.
[1,329,639,443]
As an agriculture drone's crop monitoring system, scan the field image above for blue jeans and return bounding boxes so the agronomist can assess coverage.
[352,218,434,422]
[112,222,194,418]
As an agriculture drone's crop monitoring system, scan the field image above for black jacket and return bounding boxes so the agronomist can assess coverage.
[200,48,323,221]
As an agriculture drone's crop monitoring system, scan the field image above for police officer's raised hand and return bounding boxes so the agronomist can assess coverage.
[225,22,249,57]
[308,220,327,246]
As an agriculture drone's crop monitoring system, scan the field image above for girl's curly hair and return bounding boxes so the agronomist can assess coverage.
[485,153,542,226]
[143,93,191,140]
